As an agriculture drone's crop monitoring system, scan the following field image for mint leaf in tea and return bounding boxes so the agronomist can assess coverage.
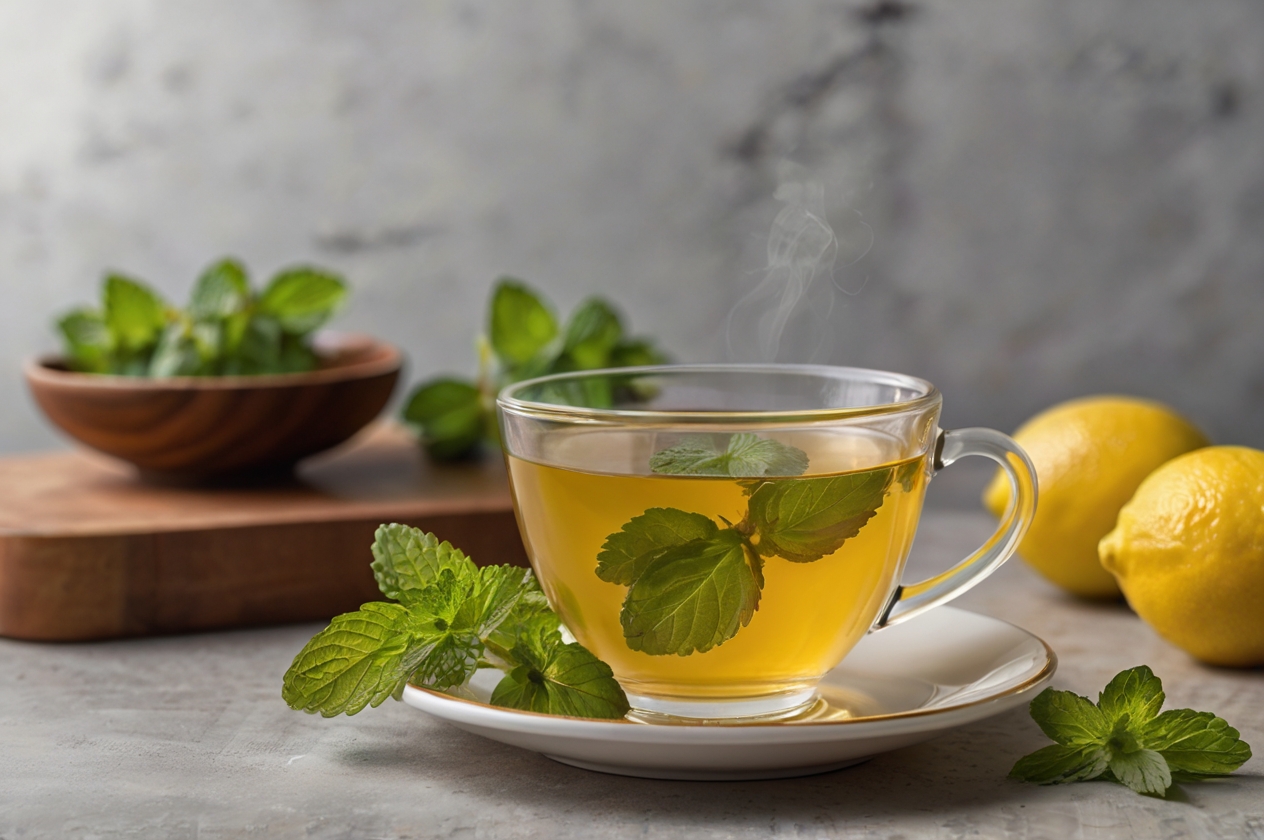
[620,529,762,656]
[596,508,720,586]
[746,470,893,563]
[650,433,808,477]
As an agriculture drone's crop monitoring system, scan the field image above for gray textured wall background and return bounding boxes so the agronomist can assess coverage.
[3,1,1263,468]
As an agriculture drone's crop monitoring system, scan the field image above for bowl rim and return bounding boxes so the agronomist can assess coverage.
[24,332,402,391]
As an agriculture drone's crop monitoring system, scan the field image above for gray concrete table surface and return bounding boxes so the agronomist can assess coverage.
[1,513,1261,839]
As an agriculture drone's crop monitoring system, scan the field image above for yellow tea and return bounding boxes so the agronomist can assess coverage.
[506,431,928,705]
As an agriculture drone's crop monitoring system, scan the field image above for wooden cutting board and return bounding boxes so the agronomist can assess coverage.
[0,423,527,641]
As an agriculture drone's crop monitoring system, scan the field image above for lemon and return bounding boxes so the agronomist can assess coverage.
[983,396,1208,599]
[1100,446,1264,667]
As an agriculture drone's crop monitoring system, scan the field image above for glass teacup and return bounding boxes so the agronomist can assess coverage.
[498,364,1036,722]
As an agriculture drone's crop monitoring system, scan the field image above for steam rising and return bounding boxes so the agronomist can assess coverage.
[726,162,872,363]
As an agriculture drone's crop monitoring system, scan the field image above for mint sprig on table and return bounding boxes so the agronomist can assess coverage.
[402,279,668,460]
[57,258,347,377]
[598,435,917,657]
[282,524,630,720]
[1011,666,1251,796]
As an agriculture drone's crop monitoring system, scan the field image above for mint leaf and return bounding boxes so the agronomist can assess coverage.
[726,434,810,477]
[648,438,722,475]
[104,275,167,352]
[222,309,251,356]
[490,617,629,719]
[747,467,892,563]
[1099,665,1164,728]
[190,320,222,364]
[276,334,320,374]
[562,298,623,369]
[1028,688,1111,746]
[1010,744,1109,784]
[484,575,557,658]
[401,378,486,460]
[489,279,558,367]
[282,602,423,716]
[650,434,808,478]
[620,530,760,656]
[148,323,202,377]
[57,309,111,373]
[189,258,250,320]
[596,508,719,585]
[1107,747,1171,796]
[490,645,630,719]
[229,315,282,374]
[258,267,347,334]
[463,565,533,642]
[895,459,921,492]
[370,523,477,602]
[1143,709,1252,777]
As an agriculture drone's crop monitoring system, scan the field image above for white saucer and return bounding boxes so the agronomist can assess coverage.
[401,606,1055,780]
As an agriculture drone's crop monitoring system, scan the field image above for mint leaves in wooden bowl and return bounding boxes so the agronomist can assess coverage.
[26,258,400,481]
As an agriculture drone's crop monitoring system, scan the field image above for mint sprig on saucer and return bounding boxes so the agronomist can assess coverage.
[1011,666,1251,796]
[282,524,630,720]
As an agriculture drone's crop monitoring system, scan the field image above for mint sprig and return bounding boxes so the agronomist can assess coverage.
[402,279,669,461]
[600,443,913,656]
[283,524,630,720]
[1011,666,1252,796]
[56,258,348,377]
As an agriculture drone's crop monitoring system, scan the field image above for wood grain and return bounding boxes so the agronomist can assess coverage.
[24,333,401,479]
[0,424,528,641]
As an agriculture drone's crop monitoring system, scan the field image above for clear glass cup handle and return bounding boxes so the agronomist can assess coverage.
[875,427,1038,629]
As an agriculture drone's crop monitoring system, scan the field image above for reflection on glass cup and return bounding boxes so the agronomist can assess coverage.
[499,365,1037,722]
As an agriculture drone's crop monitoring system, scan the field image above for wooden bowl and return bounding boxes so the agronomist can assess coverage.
[25,333,402,481]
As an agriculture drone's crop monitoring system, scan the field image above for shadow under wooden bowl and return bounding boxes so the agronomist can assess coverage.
[25,333,402,482]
